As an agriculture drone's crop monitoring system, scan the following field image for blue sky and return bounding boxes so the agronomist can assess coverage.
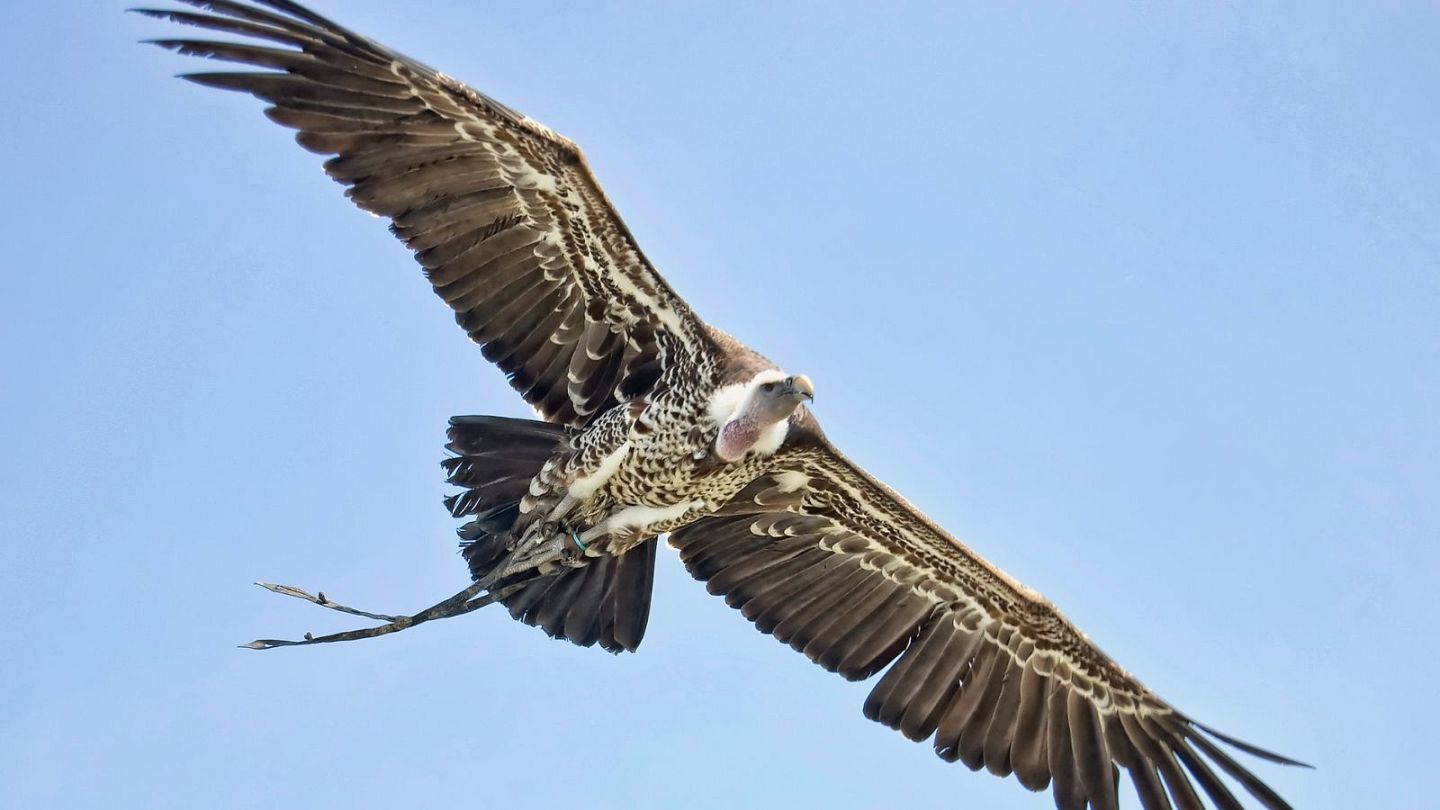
[2,2,1437,808]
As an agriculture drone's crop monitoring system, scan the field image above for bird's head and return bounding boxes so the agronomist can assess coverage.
[749,372,815,424]
[712,370,815,462]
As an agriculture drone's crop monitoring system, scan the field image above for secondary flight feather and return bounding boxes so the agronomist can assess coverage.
[137,2,1308,808]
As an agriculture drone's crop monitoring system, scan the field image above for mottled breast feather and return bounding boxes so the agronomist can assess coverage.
[671,413,1305,810]
[142,0,717,427]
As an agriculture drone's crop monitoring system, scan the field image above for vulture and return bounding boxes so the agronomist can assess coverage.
[137,2,1308,808]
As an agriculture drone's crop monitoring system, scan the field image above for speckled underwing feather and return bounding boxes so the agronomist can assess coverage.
[670,415,1306,810]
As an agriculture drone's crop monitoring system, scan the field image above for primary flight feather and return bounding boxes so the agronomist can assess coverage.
[137,2,1307,808]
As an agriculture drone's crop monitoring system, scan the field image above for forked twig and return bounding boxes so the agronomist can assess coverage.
[242,538,571,650]
[240,577,538,650]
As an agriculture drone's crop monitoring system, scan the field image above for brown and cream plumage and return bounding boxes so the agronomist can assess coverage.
[138,2,1308,808]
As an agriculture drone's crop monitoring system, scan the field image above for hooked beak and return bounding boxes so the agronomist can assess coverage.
[784,374,815,402]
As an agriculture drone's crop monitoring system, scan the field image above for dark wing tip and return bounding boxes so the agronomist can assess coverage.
[1193,720,1314,769]
[177,71,257,91]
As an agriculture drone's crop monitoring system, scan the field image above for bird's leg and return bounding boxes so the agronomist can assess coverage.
[509,505,604,570]
[498,532,572,577]
[575,523,610,548]
[544,493,579,525]
[550,523,611,563]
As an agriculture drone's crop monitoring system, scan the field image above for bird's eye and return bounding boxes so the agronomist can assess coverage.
[762,382,775,392]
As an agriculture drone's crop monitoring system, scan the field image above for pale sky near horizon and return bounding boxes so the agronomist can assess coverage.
[2,2,1437,808]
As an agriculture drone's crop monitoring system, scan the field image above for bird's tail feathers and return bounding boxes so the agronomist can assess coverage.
[443,415,656,653]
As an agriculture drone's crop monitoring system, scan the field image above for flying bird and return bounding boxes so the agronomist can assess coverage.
[138,2,1307,808]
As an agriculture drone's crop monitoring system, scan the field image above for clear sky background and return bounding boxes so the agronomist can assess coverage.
[2,2,1436,808]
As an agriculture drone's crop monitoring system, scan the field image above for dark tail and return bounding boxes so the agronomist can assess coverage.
[442,415,657,653]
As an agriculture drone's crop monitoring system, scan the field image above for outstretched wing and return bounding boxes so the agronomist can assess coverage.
[140,0,716,427]
[670,420,1304,810]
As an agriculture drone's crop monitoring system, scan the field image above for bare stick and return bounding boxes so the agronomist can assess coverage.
[241,539,575,650]
[253,582,403,623]
[239,578,537,650]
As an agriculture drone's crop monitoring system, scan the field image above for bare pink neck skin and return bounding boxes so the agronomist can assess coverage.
[715,415,761,462]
